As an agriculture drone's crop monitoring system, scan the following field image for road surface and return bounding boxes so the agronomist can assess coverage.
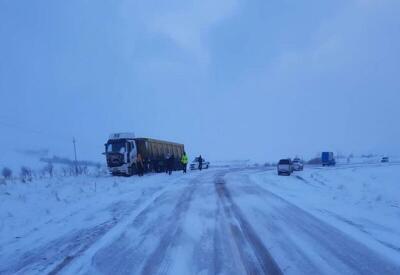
[1,167,399,275]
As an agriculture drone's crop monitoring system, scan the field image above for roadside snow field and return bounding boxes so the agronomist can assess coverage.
[248,163,400,263]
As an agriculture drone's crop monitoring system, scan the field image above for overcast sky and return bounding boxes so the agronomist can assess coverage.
[0,0,399,163]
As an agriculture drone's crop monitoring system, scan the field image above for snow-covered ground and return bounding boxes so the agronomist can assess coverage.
[247,163,400,269]
[0,163,399,274]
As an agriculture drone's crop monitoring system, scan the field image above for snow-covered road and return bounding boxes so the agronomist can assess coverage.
[1,165,399,274]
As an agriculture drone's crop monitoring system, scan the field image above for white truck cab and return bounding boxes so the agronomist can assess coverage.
[105,133,137,176]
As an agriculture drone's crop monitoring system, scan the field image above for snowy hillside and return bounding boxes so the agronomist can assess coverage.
[0,148,104,182]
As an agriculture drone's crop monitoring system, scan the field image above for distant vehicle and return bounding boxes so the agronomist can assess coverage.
[321,152,336,166]
[104,133,185,176]
[292,158,304,171]
[381,157,389,163]
[190,157,210,170]
[277,159,293,176]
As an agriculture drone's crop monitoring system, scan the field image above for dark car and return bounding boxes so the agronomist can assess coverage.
[381,157,389,163]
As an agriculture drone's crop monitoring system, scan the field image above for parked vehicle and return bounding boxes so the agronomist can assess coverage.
[104,133,185,176]
[321,152,336,166]
[190,157,210,170]
[381,157,389,163]
[277,159,293,176]
[292,158,304,171]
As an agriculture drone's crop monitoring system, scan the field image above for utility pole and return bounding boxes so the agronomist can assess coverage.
[73,137,78,175]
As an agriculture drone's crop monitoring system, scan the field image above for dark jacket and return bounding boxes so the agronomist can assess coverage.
[168,155,175,169]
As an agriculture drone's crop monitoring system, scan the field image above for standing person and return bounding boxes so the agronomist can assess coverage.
[168,154,175,175]
[136,154,144,176]
[165,153,170,174]
[198,155,203,171]
[181,151,188,173]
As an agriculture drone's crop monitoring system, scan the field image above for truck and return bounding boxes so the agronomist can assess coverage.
[104,133,185,176]
[321,152,336,166]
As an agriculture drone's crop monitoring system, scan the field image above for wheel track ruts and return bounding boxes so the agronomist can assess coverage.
[214,173,283,275]
[140,177,200,275]
[238,173,400,275]
[2,211,122,275]
[4,178,189,275]
[212,201,224,275]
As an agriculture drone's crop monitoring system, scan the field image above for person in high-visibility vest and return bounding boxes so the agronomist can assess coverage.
[181,151,189,173]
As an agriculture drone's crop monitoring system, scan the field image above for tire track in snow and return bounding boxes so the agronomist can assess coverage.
[140,176,200,275]
[2,176,190,275]
[234,173,400,275]
[64,176,198,275]
[1,202,132,275]
[88,173,207,275]
[317,209,400,253]
[214,173,283,275]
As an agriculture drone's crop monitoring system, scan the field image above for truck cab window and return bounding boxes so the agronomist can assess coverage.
[107,142,126,154]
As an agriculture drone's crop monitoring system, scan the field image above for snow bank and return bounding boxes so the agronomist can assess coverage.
[0,173,184,257]
[250,163,400,263]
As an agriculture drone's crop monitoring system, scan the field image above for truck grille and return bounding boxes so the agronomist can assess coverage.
[107,153,124,167]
